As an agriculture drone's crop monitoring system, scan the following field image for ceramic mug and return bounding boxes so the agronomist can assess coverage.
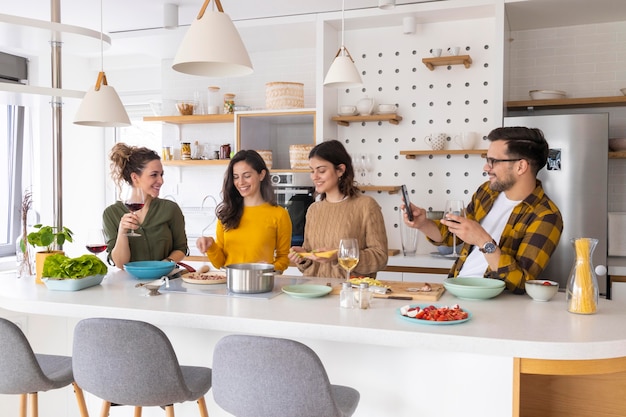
[448,46,460,56]
[430,48,442,57]
[339,105,357,115]
[378,104,397,114]
[453,131,479,150]
[424,133,447,151]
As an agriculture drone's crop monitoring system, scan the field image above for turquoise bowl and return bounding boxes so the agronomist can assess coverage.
[443,277,505,300]
[124,261,175,280]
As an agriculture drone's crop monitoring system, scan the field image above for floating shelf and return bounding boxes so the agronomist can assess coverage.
[162,159,230,167]
[506,96,626,110]
[422,55,472,71]
[331,114,402,126]
[609,151,626,159]
[359,185,401,194]
[143,114,235,124]
[400,149,487,159]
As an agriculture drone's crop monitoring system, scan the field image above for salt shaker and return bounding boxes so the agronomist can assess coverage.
[358,282,370,309]
[340,282,354,309]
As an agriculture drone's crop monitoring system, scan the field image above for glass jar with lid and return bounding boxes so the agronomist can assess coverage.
[223,93,236,114]
[207,86,220,114]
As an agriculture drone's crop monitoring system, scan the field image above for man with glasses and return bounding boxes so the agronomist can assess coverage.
[402,127,563,294]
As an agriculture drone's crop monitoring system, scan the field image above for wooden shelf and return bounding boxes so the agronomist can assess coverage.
[400,149,487,159]
[143,114,235,124]
[609,151,626,159]
[162,159,230,167]
[506,96,626,110]
[359,185,401,194]
[422,55,472,71]
[331,114,402,126]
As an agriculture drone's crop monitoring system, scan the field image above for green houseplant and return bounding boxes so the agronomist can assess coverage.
[27,224,74,283]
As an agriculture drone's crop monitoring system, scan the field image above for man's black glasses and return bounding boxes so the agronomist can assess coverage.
[484,157,522,168]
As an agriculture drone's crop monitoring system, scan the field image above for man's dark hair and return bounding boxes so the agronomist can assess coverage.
[487,127,549,175]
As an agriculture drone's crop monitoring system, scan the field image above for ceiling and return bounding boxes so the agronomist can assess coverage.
[3,0,626,59]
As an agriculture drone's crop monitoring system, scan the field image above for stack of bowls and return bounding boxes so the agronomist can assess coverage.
[443,277,505,300]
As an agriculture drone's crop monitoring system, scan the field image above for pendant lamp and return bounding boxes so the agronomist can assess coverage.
[74,0,130,127]
[172,0,253,77]
[323,0,363,88]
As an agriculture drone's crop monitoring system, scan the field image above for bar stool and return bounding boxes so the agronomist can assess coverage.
[72,317,211,417]
[0,317,88,417]
[212,334,360,417]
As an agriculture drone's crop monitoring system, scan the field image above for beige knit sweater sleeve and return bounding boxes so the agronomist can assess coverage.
[298,195,388,278]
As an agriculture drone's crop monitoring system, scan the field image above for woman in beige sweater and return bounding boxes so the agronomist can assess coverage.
[288,140,388,278]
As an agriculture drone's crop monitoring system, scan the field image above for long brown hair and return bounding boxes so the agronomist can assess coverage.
[216,150,276,230]
[308,140,360,200]
[109,143,160,195]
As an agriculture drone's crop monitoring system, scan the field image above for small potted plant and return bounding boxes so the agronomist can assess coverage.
[27,224,74,283]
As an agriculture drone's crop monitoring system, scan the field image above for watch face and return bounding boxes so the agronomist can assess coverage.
[483,242,497,253]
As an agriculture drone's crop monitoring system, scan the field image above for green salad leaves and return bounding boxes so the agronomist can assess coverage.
[42,254,108,279]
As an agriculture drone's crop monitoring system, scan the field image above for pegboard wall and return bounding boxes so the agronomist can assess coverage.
[334,18,498,253]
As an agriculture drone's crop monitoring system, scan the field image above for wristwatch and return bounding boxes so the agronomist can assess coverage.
[479,239,497,254]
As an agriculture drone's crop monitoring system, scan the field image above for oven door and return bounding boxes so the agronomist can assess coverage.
[274,187,315,247]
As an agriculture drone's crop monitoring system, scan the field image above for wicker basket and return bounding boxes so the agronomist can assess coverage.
[266,82,304,109]
[256,150,273,169]
[289,144,314,170]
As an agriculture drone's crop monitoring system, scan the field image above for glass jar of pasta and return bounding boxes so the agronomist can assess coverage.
[566,237,599,315]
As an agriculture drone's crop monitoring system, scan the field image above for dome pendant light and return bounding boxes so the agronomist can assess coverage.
[323,0,363,88]
[74,0,130,127]
[172,0,253,77]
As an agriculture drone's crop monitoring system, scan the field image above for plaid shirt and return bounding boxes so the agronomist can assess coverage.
[435,180,563,294]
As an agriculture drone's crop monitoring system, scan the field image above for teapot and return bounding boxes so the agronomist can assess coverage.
[356,97,375,116]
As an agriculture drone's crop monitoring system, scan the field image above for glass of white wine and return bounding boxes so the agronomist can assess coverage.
[338,238,360,281]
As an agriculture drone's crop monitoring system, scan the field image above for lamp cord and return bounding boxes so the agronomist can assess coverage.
[341,0,345,48]
[99,0,103,72]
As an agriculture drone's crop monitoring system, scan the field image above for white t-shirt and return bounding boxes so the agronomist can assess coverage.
[458,192,521,277]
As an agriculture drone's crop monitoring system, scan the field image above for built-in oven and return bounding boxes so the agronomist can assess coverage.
[270,172,315,247]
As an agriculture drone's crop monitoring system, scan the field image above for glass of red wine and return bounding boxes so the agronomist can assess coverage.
[86,229,107,256]
[123,185,145,237]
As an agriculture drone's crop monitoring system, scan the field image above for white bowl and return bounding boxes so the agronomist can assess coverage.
[529,90,566,100]
[525,280,559,302]
[443,277,505,300]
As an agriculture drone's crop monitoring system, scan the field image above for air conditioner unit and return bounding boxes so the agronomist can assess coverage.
[0,51,28,84]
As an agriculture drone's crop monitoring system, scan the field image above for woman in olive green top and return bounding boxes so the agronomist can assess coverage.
[103,143,188,268]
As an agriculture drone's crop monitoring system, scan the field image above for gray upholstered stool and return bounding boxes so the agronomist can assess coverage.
[0,317,88,417]
[212,334,360,417]
[72,317,212,417]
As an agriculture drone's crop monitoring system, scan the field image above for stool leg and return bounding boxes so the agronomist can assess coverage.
[19,393,27,417]
[165,405,174,417]
[134,406,142,417]
[28,392,38,417]
[99,401,111,417]
[197,397,209,417]
[72,383,89,417]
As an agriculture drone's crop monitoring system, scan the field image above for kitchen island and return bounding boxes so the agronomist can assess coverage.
[1,269,626,417]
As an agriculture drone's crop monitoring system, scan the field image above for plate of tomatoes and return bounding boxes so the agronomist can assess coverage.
[397,304,471,325]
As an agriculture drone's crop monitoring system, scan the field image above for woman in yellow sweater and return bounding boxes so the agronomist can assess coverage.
[196,150,292,272]
[288,140,388,278]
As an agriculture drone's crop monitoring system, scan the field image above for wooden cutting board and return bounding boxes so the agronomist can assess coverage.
[330,280,445,301]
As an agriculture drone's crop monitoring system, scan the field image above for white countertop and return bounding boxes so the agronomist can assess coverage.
[2,269,626,361]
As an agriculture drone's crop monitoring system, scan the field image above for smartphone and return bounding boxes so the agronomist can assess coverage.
[401,185,414,221]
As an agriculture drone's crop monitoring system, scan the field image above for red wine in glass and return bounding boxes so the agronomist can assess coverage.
[86,244,107,254]
[123,186,145,237]
[124,202,145,212]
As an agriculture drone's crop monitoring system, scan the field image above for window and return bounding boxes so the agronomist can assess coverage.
[0,104,32,256]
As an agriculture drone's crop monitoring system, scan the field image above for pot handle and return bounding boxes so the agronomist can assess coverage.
[261,272,276,277]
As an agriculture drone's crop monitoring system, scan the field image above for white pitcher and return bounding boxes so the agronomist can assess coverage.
[356,97,375,116]
[454,132,479,150]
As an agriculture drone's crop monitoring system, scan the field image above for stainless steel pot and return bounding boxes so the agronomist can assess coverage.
[226,263,275,294]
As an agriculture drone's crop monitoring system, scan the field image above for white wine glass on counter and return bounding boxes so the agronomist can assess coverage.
[338,238,360,281]
[444,199,466,257]
[122,185,145,237]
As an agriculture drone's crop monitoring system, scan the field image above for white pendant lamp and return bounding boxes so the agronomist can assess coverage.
[172,0,253,77]
[323,0,363,88]
[74,0,130,127]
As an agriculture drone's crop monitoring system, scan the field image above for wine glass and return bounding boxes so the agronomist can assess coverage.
[123,185,145,237]
[362,153,373,185]
[352,153,364,185]
[338,238,360,281]
[86,228,107,256]
[444,199,466,257]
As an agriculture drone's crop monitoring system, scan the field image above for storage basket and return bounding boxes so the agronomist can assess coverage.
[266,82,304,109]
[289,144,314,170]
[256,150,273,169]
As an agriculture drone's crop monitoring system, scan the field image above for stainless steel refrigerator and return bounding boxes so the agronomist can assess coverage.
[503,114,608,294]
